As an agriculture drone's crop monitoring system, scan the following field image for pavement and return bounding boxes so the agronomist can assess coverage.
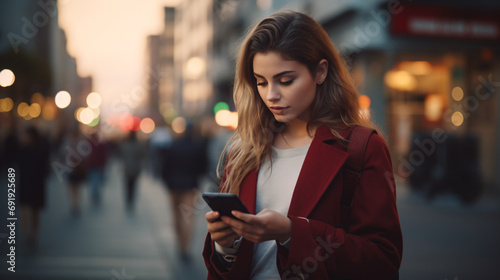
[396,184,500,280]
[0,157,499,279]
[0,157,211,280]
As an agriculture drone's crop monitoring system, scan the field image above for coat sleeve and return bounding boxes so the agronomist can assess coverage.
[202,154,253,280]
[203,232,253,280]
[276,133,403,280]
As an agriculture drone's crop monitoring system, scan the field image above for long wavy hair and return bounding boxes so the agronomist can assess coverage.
[219,10,373,194]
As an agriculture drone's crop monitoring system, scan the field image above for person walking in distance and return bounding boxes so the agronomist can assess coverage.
[162,122,208,262]
[120,131,146,213]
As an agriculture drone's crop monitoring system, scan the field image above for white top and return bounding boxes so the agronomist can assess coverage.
[250,144,310,280]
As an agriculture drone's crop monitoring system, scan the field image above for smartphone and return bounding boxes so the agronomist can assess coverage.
[202,192,250,220]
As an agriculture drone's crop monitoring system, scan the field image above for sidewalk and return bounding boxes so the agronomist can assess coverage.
[396,184,500,280]
[0,158,209,280]
[1,160,499,279]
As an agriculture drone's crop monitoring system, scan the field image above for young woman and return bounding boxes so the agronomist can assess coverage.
[203,10,402,280]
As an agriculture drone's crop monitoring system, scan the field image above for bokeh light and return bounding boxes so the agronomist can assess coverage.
[358,95,371,109]
[89,117,100,127]
[17,102,30,117]
[42,98,57,121]
[384,70,417,91]
[424,94,444,122]
[31,92,45,104]
[185,56,205,79]
[451,111,464,127]
[79,108,95,124]
[29,103,42,118]
[172,117,187,134]
[55,91,71,109]
[451,86,464,101]
[213,101,230,115]
[119,112,134,132]
[91,107,100,118]
[140,118,155,134]
[0,98,14,112]
[0,69,15,87]
[74,107,85,122]
[215,110,238,128]
[86,92,102,108]
[131,116,141,131]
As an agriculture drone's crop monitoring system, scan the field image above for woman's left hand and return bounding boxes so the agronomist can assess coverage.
[221,209,291,244]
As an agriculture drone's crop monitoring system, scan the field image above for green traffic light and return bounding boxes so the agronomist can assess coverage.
[213,101,230,114]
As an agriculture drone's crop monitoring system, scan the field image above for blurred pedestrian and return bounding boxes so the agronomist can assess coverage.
[203,11,402,279]
[149,122,173,179]
[206,125,233,190]
[18,126,50,248]
[119,130,146,213]
[162,122,207,261]
[87,132,108,206]
[64,128,87,217]
[0,117,19,172]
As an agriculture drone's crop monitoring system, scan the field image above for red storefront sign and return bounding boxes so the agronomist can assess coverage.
[391,4,500,40]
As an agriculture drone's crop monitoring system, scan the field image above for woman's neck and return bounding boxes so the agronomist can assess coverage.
[273,120,316,149]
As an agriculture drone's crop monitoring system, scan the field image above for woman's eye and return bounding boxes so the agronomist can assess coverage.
[256,81,267,86]
[280,79,294,86]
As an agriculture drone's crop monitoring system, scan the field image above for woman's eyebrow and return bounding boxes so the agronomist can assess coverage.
[253,71,296,79]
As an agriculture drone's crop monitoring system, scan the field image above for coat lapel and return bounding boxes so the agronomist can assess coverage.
[238,125,352,218]
[287,126,350,218]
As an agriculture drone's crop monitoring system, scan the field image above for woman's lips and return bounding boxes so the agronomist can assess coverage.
[269,106,289,115]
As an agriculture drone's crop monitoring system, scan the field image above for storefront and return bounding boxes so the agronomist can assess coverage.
[324,2,500,198]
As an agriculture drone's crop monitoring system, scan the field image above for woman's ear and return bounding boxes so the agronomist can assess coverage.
[315,59,328,85]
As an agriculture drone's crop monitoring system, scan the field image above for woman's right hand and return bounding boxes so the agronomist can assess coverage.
[206,211,240,248]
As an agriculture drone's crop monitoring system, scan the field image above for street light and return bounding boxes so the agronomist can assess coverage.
[140,118,155,134]
[0,69,15,87]
[79,108,94,125]
[86,92,102,108]
[185,57,205,79]
[55,91,71,109]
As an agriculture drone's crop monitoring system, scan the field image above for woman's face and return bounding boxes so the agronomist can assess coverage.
[253,51,318,124]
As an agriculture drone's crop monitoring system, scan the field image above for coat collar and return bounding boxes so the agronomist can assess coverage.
[239,125,352,217]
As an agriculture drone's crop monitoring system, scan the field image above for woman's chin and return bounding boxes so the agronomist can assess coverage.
[272,115,288,123]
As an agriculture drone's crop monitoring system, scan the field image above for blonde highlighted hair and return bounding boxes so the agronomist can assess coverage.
[219,10,373,194]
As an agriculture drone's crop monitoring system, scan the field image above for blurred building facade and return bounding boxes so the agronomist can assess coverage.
[146,7,176,123]
[174,0,214,117]
[146,35,161,114]
[0,0,91,128]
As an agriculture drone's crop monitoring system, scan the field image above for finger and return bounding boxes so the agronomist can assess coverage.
[214,232,240,248]
[231,211,255,223]
[207,220,231,233]
[205,211,220,223]
[221,215,246,230]
[211,228,237,242]
[222,216,256,237]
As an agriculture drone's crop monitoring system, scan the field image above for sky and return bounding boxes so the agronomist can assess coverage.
[58,0,180,112]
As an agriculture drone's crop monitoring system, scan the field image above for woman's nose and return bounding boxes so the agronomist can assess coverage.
[266,83,280,102]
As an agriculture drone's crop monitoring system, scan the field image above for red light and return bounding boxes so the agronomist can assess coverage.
[119,113,133,132]
[131,116,141,131]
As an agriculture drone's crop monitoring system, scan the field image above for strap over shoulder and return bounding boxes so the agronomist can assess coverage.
[340,125,377,232]
[344,126,377,173]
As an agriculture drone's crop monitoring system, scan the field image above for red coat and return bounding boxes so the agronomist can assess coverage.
[203,125,403,279]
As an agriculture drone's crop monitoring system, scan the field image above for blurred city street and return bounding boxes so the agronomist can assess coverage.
[0,157,211,280]
[1,157,499,279]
